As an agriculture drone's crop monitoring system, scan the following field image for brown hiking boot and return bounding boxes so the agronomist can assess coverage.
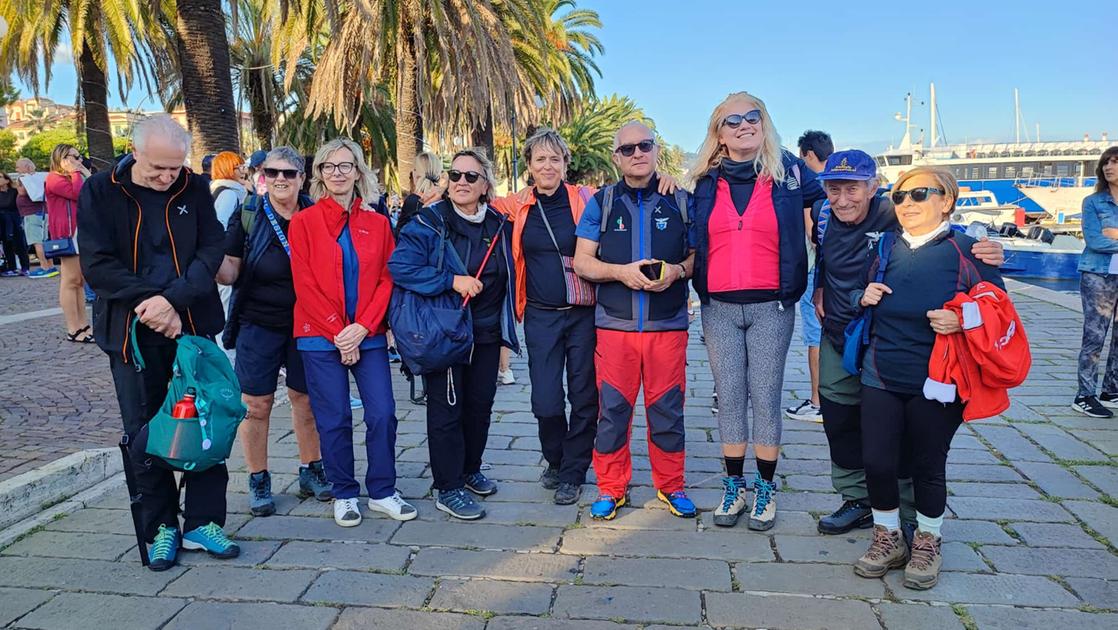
[904,530,943,589]
[854,525,909,578]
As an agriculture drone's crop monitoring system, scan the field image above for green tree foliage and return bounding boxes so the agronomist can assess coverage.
[0,129,19,171]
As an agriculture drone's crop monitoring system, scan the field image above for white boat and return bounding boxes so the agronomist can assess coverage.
[951,189,1020,227]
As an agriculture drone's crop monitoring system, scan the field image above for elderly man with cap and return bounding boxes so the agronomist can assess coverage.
[810,150,1004,536]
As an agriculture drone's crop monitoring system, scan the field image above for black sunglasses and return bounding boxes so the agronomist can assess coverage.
[722,110,763,129]
[890,187,945,205]
[263,167,301,179]
[614,139,656,157]
[447,170,481,184]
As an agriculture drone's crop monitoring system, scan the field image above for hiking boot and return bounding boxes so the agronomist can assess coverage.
[182,522,240,559]
[368,491,418,521]
[713,476,748,527]
[554,482,581,505]
[1072,395,1112,418]
[657,490,698,518]
[147,524,180,572]
[854,525,909,578]
[464,472,498,496]
[784,399,823,422]
[590,494,627,520]
[298,461,334,501]
[248,470,276,516]
[748,475,778,531]
[539,466,561,490]
[818,500,873,534]
[333,498,363,527]
[904,530,943,590]
[436,488,486,520]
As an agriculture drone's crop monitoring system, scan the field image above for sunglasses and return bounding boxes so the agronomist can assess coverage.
[318,161,355,176]
[447,170,482,184]
[614,139,656,157]
[890,187,945,205]
[263,167,301,179]
[722,110,763,128]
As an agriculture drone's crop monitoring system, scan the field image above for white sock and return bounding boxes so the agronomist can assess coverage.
[916,511,943,537]
[872,508,900,531]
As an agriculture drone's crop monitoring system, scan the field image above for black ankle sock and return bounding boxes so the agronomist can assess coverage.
[756,457,777,482]
[724,456,745,478]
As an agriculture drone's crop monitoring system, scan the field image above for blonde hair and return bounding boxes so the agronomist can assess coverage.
[523,127,572,166]
[894,166,959,208]
[686,91,786,186]
[411,151,444,197]
[450,147,498,203]
[309,137,380,202]
[50,144,78,174]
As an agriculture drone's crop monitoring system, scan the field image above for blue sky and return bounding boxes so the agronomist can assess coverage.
[14,0,1116,154]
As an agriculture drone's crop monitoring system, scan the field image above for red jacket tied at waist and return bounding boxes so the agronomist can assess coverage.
[923,281,1031,421]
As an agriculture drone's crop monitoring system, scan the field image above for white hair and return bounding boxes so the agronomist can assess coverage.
[133,114,191,154]
[15,157,35,172]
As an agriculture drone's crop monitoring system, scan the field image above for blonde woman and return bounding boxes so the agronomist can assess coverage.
[45,144,93,342]
[289,138,415,527]
[685,92,826,530]
[395,151,445,236]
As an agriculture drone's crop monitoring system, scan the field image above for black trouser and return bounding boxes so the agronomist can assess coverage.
[425,340,501,491]
[0,210,29,272]
[524,305,598,485]
[861,385,963,518]
[108,336,227,542]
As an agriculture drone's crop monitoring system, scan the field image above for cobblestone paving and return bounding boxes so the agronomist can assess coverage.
[1,280,1117,628]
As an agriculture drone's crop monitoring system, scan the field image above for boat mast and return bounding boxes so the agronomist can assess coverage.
[930,82,938,148]
[896,92,914,150]
[1014,88,1021,144]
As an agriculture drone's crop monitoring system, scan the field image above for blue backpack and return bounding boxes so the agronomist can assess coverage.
[841,231,896,376]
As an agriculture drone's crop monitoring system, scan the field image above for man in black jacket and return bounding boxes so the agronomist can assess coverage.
[79,114,239,571]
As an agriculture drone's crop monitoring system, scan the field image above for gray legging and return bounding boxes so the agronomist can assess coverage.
[1078,271,1118,397]
[701,299,795,446]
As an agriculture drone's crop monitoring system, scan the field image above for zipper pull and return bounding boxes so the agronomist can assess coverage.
[738,219,743,231]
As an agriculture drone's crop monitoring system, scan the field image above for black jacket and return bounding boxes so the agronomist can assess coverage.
[78,155,225,362]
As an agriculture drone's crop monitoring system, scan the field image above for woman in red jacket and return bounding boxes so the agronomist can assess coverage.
[289,137,416,528]
[45,143,93,342]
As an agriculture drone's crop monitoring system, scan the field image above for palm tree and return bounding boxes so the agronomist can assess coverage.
[174,0,241,156]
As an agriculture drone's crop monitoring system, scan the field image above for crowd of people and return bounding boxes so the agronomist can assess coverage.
[8,87,1106,591]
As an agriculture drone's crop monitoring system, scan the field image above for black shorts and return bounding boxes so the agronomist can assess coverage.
[234,321,307,396]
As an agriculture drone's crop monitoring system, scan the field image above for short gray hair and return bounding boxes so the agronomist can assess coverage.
[15,157,35,171]
[264,146,304,172]
[133,114,191,154]
[523,128,571,166]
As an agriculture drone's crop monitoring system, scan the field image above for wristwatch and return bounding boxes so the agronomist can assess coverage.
[676,264,687,280]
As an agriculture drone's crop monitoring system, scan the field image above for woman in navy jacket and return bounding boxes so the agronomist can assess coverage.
[389,148,518,522]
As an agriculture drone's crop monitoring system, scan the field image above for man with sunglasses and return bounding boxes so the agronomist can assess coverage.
[573,121,697,521]
[810,150,1003,536]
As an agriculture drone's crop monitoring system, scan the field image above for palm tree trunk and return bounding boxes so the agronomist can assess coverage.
[175,0,241,158]
[395,0,423,191]
[470,106,495,157]
[78,43,114,171]
[247,70,273,150]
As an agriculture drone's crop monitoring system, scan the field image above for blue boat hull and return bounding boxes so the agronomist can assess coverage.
[959,178,1097,217]
[999,249,1082,279]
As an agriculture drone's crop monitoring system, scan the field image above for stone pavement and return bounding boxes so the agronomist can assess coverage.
[1,280,1117,628]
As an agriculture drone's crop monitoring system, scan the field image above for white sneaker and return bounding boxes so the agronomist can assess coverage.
[497,369,516,385]
[784,399,822,422]
[333,498,362,527]
[368,491,418,521]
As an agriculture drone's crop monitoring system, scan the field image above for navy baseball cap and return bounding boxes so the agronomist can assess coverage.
[819,150,876,181]
[200,154,215,172]
[248,150,268,169]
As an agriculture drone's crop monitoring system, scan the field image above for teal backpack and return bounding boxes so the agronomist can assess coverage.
[131,320,246,471]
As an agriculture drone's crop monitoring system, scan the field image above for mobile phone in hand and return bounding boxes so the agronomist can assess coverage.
[640,260,664,281]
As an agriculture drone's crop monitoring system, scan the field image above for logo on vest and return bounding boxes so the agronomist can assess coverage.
[614,215,627,232]
[655,216,669,231]
[177,205,188,215]
[786,175,799,190]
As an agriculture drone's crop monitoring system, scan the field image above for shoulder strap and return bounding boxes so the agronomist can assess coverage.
[599,185,615,234]
[874,231,896,283]
[816,200,832,246]
[673,189,690,225]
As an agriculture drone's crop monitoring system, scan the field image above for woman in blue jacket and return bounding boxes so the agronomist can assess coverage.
[389,148,518,522]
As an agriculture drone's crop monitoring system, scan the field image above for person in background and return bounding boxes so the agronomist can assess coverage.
[200,153,215,186]
[45,143,94,343]
[0,173,30,276]
[497,347,516,385]
[784,129,834,423]
[1073,146,1118,417]
[210,152,249,228]
[15,157,58,278]
[396,151,445,237]
[247,150,269,196]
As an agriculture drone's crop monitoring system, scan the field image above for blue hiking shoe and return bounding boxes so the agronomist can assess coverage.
[590,494,628,520]
[182,522,241,559]
[657,490,698,518]
[147,524,180,572]
[248,470,276,516]
[464,472,498,496]
[748,474,778,531]
[297,460,334,501]
[436,488,486,520]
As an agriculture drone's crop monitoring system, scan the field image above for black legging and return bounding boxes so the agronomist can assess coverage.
[860,386,963,518]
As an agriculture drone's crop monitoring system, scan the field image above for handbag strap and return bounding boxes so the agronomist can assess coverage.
[535,200,564,256]
[462,213,509,308]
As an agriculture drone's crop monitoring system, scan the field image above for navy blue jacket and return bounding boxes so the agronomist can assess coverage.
[691,152,825,307]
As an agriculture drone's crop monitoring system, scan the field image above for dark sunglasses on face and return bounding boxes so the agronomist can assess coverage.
[614,139,656,157]
[263,167,301,179]
[447,170,481,184]
[721,109,763,129]
[318,161,355,176]
[890,187,945,205]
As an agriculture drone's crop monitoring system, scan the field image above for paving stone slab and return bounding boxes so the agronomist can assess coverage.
[1016,423,1110,461]
[629,486,725,511]
[300,570,433,607]
[477,481,561,504]
[463,501,579,527]
[1014,461,1100,499]
[263,540,410,571]
[0,587,55,627]
[1075,465,1118,496]
[43,508,142,536]
[409,548,579,582]
[235,514,399,542]
[943,520,1018,545]
[486,618,636,630]
[980,545,1118,578]
[772,491,842,513]
[560,528,773,562]
[876,602,965,630]
[705,592,879,630]
[0,557,185,596]
[1,531,136,561]
[1065,577,1118,610]
[946,449,1002,465]
[391,521,563,552]
[161,566,317,602]
[970,425,1051,462]
[1062,500,1118,544]
[1009,522,1106,549]
[333,607,483,630]
[11,592,185,630]
[581,556,731,591]
[948,482,1043,500]
[163,601,338,630]
[582,506,699,531]
[701,510,820,537]
[947,464,1025,482]
[177,540,282,567]
[781,474,834,492]
[883,572,1079,606]
[968,605,1118,630]
[735,561,886,597]
[947,497,1072,522]
[553,585,702,625]
[428,579,554,615]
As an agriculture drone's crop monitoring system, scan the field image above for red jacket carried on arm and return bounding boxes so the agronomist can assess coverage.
[923,281,1031,421]
[289,196,395,341]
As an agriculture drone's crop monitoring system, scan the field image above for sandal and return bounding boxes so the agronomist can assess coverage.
[66,325,96,344]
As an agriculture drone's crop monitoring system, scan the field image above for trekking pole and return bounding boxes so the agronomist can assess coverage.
[118,434,149,566]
